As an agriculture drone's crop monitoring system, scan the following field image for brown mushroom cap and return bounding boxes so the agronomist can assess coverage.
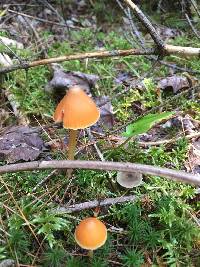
[74,217,107,250]
[54,86,100,130]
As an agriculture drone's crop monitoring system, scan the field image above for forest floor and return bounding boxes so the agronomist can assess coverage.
[0,1,200,266]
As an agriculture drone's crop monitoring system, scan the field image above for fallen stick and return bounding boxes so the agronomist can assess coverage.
[54,195,137,213]
[123,0,164,50]
[138,132,200,147]
[0,48,154,74]
[0,160,199,185]
[0,44,200,75]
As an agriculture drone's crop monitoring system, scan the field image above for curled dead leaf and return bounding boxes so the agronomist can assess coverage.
[45,64,99,100]
[158,75,190,94]
[92,96,115,132]
[0,126,46,163]
[185,138,200,174]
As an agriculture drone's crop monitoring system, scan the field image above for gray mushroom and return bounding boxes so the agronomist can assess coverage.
[117,171,143,188]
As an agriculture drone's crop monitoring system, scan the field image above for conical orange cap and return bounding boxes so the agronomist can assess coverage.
[53,86,100,130]
[74,217,107,250]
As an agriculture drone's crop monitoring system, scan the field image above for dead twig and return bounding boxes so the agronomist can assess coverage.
[53,195,137,213]
[185,13,200,39]
[32,170,58,192]
[0,160,199,185]
[100,131,200,148]
[190,0,200,17]
[86,129,105,161]
[118,0,200,74]
[36,0,71,37]
[123,0,164,51]
[0,38,23,64]
[139,132,200,147]
[0,43,200,75]
[0,48,154,74]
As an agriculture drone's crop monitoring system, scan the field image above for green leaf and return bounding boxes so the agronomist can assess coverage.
[123,112,174,137]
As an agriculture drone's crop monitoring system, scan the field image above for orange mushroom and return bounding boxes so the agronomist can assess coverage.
[54,85,100,162]
[74,217,107,257]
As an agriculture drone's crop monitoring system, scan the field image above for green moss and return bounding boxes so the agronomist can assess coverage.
[1,9,200,266]
[4,67,54,117]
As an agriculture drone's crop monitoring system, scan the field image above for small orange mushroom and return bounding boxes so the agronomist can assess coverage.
[54,85,100,163]
[74,217,107,258]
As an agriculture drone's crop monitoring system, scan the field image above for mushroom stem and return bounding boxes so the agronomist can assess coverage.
[68,129,78,160]
[88,250,93,259]
[67,129,78,177]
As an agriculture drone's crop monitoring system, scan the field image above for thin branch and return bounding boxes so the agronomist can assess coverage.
[185,13,200,39]
[116,0,145,48]
[0,48,154,74]
[139,132,200,147]
[54,195,137,213]
[126,7,146,49]
[0,160,199,185]
[118,0,200,74]
[86,129,105,161]
[37,0,66,23]
[123,0,165,50]
[190,0,200,17]
[0,38,23,64]
[0,44,200,75]
[36,0,71,36]
[32,170,58,192]
[102,131,200,148]
[164,44,200,56]
[154,59,200,74]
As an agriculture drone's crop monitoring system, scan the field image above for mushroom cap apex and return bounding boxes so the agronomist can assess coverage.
[53,86,100,130]
[74,217,107,250]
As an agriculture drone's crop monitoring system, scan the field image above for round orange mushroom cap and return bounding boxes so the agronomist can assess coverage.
[53,86,100,130]
[74,217,107,250]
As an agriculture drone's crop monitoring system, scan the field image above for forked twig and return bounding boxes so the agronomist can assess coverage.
[123,0,164,50]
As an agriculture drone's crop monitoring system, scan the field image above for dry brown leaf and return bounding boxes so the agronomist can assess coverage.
[185,138,200,174]
[158,75,190,93]
[45,64,99,100]
[92,96,115,132]
[0,126,46,163]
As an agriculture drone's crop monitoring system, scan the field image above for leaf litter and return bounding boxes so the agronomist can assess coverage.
[185,137,200,175]
[158,75,190,93]
[44,64,99,99]
[0,126,47,163]
[93,95,115,132]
